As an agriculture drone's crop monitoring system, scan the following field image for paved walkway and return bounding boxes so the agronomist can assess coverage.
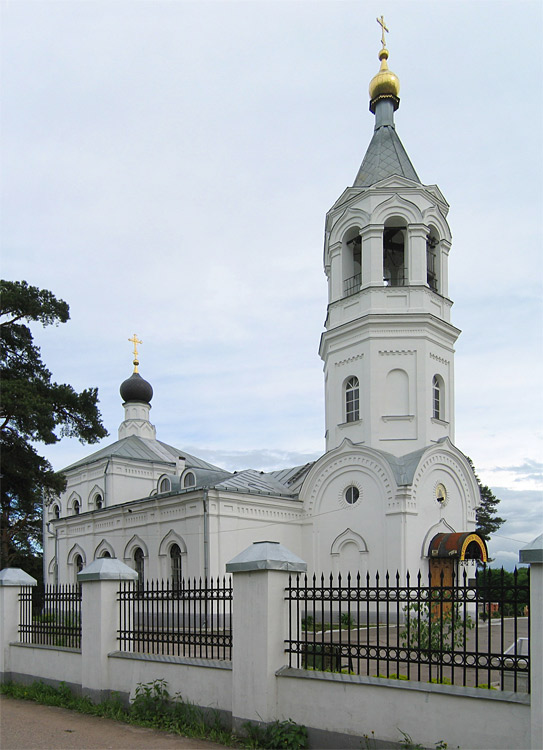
[0,696,232,750]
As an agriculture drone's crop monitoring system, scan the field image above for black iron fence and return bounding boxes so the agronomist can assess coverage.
[286,568,530,692]
[19,584,82,649]
[118,577,232,660]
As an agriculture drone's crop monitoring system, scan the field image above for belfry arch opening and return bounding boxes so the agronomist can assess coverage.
[383,219,406,287]
[342,227,362,297]
[426,227,440,293]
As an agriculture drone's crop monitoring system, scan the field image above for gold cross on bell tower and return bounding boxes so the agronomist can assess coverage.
[128,333,142,373]
[376,15,389,48]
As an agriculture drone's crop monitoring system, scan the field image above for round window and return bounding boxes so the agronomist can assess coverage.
[345,486,360,505]
[435,483,448,506]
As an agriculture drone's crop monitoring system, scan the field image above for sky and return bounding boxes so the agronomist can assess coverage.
[1,0,542,570]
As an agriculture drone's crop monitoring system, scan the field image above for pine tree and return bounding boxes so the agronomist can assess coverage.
[466,456,506,542]
[0,280,108,570]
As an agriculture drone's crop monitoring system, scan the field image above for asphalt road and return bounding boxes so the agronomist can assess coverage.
[0,696,232,750]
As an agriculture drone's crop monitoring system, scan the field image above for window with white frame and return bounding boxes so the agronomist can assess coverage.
[74,554,84,582]
[183,472,195,488]
[345,376,360,423]
[134,547,145,586]
[170,543,182,586]
[159,477,171,493]
[432,375,443,420]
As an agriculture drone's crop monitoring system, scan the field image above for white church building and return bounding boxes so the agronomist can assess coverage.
[44,32,487,587]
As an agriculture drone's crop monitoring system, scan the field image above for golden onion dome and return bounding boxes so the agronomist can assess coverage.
[369,47,400,100]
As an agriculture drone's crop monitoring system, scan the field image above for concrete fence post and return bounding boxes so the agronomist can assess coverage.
[0,568,37,680]
[519,534,543,750]
[78,557,137,701]
[226,541,307,733]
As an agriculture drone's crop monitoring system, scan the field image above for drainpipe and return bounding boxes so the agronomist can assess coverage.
[203,488,209,581]
[103,458,110,507]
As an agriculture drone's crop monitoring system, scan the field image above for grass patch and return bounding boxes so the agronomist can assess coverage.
[0,679,309,749]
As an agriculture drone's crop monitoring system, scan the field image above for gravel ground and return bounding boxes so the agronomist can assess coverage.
[0,695,233,750]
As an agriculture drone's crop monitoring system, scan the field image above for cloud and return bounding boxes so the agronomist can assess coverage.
[490,460,543,484]
[182,447,320,473]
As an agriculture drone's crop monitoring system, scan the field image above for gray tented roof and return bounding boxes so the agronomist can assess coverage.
[62,435,225,472]
[212,469,301,497]
[353,124,420,187]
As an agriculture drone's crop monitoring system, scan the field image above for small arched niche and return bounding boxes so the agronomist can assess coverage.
[383,218,406,287]
[385,368,409,415]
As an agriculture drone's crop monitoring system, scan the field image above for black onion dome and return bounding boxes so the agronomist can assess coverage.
[120,372,153,404]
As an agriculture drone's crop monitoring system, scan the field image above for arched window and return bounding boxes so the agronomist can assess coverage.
[345,377,360,423]
[53,504,60,519]
[183,472,195,488]
[94,494,103,510]
[134,547,145,586]
[159,477,171,493]
[383,223,406,286]
[74,554,84,582]
[432,375,444,420]
[73,499,80,515]
[170,544,182,587]
[101,550,111,558]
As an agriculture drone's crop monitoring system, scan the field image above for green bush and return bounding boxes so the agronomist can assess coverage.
[243,719,308,749]
[400,601,474,653]
[301,615,314,631]
[340,612,354,628]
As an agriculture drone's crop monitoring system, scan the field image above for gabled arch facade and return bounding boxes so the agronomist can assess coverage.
[94,539,116,559]
[158,529,188,557]
[67,543,86,569]
[68,492,82,515]
[124,534,149,562]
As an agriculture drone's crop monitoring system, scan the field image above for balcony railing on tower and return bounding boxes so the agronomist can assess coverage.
[343,273,361,297]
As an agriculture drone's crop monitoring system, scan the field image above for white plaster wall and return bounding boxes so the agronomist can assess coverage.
[276,672,530,750]
[210,499,304,579]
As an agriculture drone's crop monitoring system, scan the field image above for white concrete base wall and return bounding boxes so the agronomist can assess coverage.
[0,643,533,750]
[276,669,531,750]
[108,653,232,713]
[9,644,82,688]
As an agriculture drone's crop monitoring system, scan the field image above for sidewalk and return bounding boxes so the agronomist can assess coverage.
[0,695,232,750]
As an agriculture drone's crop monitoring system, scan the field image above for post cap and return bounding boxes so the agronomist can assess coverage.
[77,557,139,582]
[0,568,37,586]
[519,533,543,564]
[226,541,307,573]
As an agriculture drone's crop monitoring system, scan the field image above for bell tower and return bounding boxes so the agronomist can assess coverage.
[320,20,460,457]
